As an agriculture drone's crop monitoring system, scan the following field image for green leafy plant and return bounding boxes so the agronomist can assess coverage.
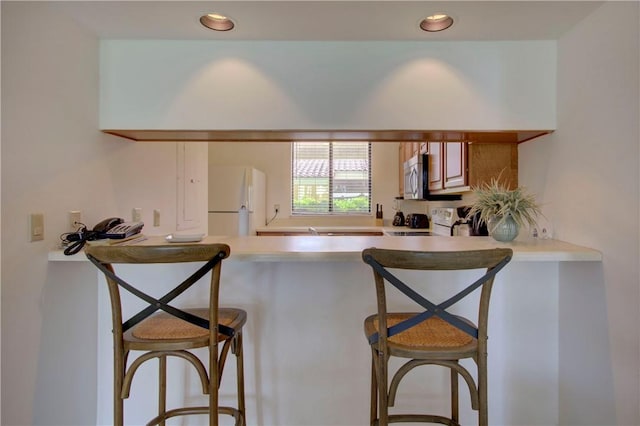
[467,177,542,229]
[333,195,369,212]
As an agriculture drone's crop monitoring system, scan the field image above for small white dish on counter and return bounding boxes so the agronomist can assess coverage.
[165,233,205,243]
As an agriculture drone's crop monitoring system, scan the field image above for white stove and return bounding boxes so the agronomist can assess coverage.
[430,207,460,236]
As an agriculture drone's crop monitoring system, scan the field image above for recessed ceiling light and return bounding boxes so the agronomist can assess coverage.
[200,13,235,31]
[420,13,454,32]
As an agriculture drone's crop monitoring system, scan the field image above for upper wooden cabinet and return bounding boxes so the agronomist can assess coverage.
[398,144,404,196]
[397,140,518,196]
[404,142,417,163]
[428,142,443,191]
[444,142,467,189]
[467,142,518,189]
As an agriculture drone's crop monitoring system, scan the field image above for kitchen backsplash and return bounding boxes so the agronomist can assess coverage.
[397,196,471,216]
[266,193,475,228]
[268,215,379,227]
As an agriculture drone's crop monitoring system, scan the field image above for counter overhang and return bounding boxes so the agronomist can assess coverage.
[49,235,602,263]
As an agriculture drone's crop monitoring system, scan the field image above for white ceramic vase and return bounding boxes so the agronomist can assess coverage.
[489,215,519,242]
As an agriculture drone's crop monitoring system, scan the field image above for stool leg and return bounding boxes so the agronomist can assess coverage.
[234,332,246,426]
[370,352,378,426]
[450,366,459,423]
[377,350,388,426]
[114,348,125,426]
[478,353,488,426]
[158,355,167,426]
[210,342,219,426]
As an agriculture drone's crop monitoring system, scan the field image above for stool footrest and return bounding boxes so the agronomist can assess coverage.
[145,405,244,426]
[379,413,460,425]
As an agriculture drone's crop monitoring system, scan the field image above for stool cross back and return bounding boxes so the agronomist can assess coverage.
[362,247,512,426]
[86,242,246,426]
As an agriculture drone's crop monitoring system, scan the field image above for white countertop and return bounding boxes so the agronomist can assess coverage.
[256,225,397,233]
[49,235,602,263]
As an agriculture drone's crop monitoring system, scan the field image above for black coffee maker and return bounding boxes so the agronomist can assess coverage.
[392,197,405,226]
[393,210,405,226]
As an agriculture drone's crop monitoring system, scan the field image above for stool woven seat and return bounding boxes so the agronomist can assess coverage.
[366,314,475,350]
[127,308,246,348]
[86,242,246,426]
[362,247,512,426]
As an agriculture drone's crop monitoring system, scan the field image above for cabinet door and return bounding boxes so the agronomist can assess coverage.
[444,142,467,188]
[467,143,518,189]
[403,142,414,163]
[176,142,204,230]
[412,142,419,158]
[398,143,404,196]
[428,142,443,191]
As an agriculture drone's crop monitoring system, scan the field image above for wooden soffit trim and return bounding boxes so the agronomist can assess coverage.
[102,129,552,143]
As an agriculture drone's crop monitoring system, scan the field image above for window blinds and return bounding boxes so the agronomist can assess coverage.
[292,141,371,215]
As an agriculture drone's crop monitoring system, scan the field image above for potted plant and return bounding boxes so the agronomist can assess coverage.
[467,177,542,242]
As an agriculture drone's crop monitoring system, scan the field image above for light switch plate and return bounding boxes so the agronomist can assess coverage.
[132,208,142,222]
[30,213,44,241]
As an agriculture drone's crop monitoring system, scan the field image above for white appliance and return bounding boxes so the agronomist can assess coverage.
[430,207,460,236]
[403,154,428,200]
[208,166,266,236]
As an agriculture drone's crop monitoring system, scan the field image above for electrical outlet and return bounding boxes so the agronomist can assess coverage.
[69,210,82,230]
[274,204,280,213]
[132,208,142,222]
[29,213,44,242]
[153,209,160,227]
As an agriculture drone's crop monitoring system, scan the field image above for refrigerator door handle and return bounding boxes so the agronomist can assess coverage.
[247,184,253,212]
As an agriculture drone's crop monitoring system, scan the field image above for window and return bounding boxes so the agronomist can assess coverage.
[292,141,371,215]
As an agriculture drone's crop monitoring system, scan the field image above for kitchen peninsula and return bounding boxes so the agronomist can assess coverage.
[50,235,599,425]
[49,234,600,263]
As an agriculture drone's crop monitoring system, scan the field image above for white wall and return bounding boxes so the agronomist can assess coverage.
[101,40,556,131]
[519,2,640,424]
[208,141,399,226]
[1,3,206,425]
[0,4,3,423]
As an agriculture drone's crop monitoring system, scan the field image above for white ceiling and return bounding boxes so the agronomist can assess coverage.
[51,1,604,41]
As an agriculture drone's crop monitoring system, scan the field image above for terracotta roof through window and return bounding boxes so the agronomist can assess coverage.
[294,159,369,178]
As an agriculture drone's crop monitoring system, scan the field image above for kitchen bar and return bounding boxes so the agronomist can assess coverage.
[49,236,600,425]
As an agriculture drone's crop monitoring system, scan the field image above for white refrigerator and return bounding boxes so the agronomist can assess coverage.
[208,166,266,236]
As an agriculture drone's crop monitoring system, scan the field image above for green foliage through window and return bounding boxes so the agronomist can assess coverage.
[292,142,371,215]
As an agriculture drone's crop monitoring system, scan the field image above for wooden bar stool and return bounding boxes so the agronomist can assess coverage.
[362,248,513,426]
[86,243,246,426]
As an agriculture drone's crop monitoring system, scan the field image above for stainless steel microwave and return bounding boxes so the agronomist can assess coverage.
[403,154,428,199]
